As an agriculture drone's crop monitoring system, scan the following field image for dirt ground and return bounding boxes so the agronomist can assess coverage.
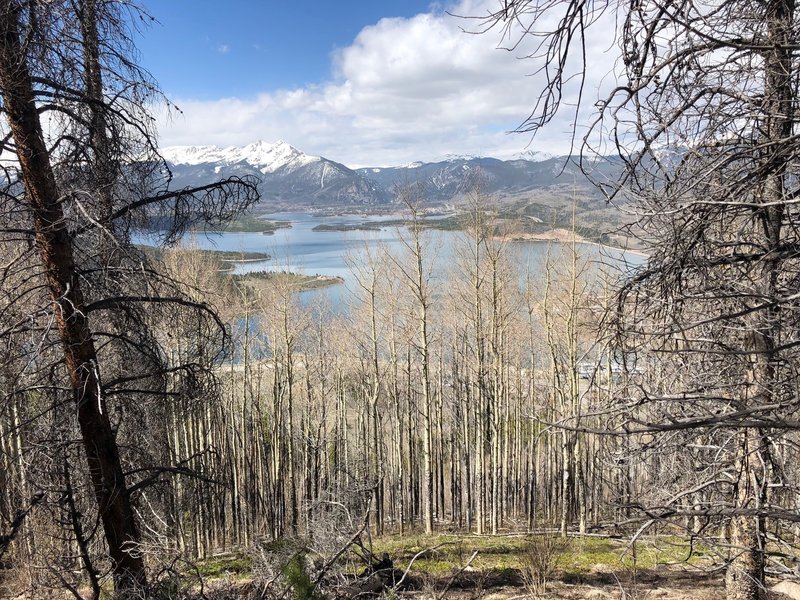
[192,569,800,600]
[415,570,800,600]
[420,565,726,600]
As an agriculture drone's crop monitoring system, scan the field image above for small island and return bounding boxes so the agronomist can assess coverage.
[312,223,384,232]
[223,215,293,234]
[230,270,344,293]
[211,250,270,272]
[210,250,271,262]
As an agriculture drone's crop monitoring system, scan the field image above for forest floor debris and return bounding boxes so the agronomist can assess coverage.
[186,533,733,599]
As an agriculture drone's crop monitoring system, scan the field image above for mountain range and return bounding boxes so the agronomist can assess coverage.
[160,140,616,210]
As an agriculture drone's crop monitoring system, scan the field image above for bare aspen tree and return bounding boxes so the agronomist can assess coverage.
[449,186,520,533]
[476,0,800,597]
[534,215,594,536]
[384,258,413,532]
[449,192,492,534]
[260,274,311,536]
[483,220,517,534]
[391,185,438,534]
[346,242,390,534]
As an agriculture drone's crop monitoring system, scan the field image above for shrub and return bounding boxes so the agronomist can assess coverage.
[520,534,571,596]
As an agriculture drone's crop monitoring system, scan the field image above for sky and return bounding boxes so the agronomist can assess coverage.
[136,0,618,167]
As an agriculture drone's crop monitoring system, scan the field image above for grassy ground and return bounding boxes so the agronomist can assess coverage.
[196,553,252,580]
[194,532,710,581]
[368,532,708,576]
[188,531,727,600]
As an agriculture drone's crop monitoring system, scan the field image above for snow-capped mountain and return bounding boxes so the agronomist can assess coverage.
[355,155,611,201]
[159,140,610,208]
[514,149,556,162]
[161,140,388,206]
[161,140,319,174]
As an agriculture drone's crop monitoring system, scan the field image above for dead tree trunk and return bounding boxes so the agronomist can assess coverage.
[0,2,146,594]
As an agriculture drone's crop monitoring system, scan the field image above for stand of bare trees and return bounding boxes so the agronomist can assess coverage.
[131,198,628,557]
[476,0,800,598]
[0,0,257,596]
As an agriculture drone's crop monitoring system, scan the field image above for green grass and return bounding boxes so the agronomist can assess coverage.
[196,552,252,578]
[557,536,711,582]
[370,533,528,574]
[183,532,714,596]
[368,533,707,578]
[189,533,711,585]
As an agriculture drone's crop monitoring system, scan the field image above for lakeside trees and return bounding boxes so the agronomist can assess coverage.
[141,212,622,552]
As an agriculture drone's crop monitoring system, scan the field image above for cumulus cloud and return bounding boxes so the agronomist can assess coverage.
[157,0,618,167]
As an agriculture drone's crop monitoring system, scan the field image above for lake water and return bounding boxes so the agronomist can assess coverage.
[146,211,644,308]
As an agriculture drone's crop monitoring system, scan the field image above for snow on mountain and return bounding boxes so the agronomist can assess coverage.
[160,140,319,174]
[160,140,389,206]
[159,139,607,208]
[230,140,320,174]
[158,144,220,165]
[514,149,556,162]
[444,153,479,162]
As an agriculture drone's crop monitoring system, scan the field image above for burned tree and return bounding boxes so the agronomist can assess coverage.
[476,0,800,598]
[0,0,258,595]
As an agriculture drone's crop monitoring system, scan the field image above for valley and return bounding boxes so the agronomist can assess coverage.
[160,141,633,248]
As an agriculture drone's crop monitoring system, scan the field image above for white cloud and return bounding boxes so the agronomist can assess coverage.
[217,44,230,54]
[157,0,618,167]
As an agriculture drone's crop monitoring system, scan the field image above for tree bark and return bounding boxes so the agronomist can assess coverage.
[0,2,146,594]
[726,0,794,597]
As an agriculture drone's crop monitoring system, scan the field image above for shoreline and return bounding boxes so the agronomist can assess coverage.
[498,229,649,258]
[231,270,344,293]
[220,257,271,263]
[255,209,644,257]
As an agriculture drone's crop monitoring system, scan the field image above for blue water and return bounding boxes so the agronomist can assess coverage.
[214,212,409,278]
[142,211,645,310]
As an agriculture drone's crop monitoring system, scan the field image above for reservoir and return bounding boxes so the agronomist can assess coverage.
[146,211,644,307]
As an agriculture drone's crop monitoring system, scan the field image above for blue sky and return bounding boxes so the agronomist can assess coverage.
[137,1,616,167]
[138,1,439,98]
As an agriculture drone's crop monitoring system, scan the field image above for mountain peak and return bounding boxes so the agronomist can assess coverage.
[159,144,221,165]
[514,149,555,162]
[235,140,298,168]
[159,141,602,209]
[444,153,480,162]
[161,140,320,173]
[242,139,274,151]
[241,139,294,154]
